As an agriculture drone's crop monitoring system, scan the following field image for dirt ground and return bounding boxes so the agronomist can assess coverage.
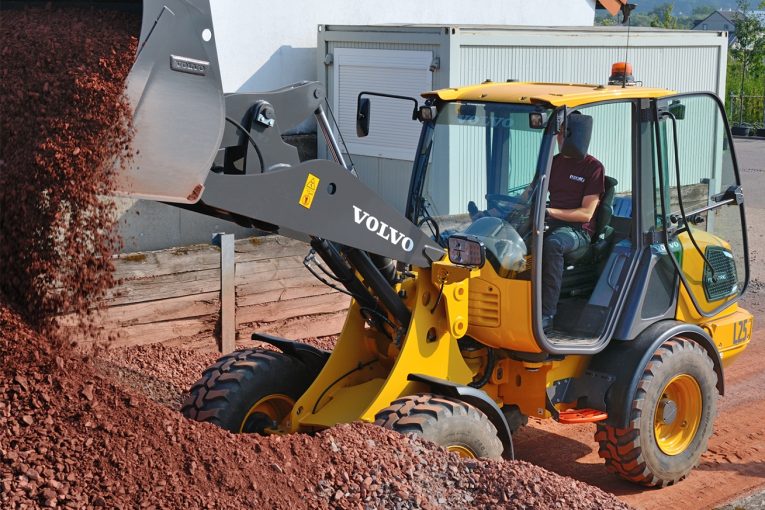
[512,137,765,510]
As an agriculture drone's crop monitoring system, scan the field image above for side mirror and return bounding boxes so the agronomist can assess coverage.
[356,97,371,137]
[669,100,686,120]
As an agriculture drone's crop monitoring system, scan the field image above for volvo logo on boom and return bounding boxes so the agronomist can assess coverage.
[353,205,414,252]
[170,55,209,76]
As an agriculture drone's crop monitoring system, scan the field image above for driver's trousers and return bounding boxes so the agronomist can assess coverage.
[541,225,591,317]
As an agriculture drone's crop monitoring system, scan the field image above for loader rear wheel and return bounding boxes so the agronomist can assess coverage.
[595,338,718,487]
[181,349,315,434]
[374,393,503,459]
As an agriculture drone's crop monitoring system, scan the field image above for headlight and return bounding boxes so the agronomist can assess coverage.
[448,235,486,268]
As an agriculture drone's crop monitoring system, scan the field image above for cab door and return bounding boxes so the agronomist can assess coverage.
[653,93,749,318]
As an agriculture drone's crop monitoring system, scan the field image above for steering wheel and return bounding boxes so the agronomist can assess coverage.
[486,193,528,211]
[483,194,533,240]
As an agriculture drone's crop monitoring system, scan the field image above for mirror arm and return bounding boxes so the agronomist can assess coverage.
[357,91,420,121]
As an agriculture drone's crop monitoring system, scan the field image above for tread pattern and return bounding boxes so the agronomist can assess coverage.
[374,393,503,458]
[595,338,718,487]
[181,349,307,429]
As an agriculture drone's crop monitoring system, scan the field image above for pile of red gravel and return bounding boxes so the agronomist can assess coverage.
[1,303,632,509]
[0,7,137,332]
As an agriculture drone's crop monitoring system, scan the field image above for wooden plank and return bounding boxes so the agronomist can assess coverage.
[236,292,350,326]
[105,268,220,306]
[237,283,337,308]
[101,292,219,327]
[114,244,221,280]
[235,256,306,279]
[111,316,217,348]
[236,273,323,298]
[235,234,306,254]
[240,310,347,339]
[235,238,310,264]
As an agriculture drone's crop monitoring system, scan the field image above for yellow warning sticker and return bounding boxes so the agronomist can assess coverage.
[299,173,320,209]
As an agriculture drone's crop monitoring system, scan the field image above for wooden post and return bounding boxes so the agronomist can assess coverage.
[213,233,236,353]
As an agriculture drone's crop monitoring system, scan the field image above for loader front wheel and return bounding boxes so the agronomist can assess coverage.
[181,349,315,434]
[595,338,718,487]
[374,393,503,459]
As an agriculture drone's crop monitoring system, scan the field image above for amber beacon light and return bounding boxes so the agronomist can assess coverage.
[608,62,636,86]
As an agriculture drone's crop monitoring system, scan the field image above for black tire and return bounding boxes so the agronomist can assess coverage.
[182,348,315,433]
[595,338,718,487]
[374,393,504,459]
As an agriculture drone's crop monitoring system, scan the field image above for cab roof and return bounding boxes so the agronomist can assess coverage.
[423,82,675,108]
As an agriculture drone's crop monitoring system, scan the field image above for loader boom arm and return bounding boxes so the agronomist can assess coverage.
[117,0,444,268]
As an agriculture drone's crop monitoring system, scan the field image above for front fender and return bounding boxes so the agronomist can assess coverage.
[590,320,723,428]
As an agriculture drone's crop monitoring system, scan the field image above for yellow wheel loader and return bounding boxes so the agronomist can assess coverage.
[120,1,753,487]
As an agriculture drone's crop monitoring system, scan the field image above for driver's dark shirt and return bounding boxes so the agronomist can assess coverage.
[548,153,605,237]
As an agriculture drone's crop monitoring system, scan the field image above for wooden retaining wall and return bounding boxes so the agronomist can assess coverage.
[101,235,349,349]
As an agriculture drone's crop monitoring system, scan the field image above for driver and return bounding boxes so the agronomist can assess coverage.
[541,113,604,332]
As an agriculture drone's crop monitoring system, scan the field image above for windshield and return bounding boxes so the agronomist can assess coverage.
[415,101,551,276]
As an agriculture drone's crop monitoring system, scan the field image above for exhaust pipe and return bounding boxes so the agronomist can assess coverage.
[116,0,225,203]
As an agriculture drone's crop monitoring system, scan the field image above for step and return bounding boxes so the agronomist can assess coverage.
[557,408,608,424]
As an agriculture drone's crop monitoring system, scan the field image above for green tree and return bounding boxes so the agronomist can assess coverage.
[691,5,715,19]
[729,0,765,124]
[651,3,680,28]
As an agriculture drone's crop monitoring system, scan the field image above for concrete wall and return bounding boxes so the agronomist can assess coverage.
[117,0,598,252]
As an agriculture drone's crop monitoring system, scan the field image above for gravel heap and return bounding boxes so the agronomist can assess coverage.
[0,6,633,510]
[0,7,135,330]
[1,304,631,509]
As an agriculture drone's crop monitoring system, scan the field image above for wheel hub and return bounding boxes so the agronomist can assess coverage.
[658,398,678,425]
[654,374,702,456]
[447,444,478,459]
[239,394,294,434]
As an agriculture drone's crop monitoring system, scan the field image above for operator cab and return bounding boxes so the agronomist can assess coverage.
[403,82,747,353]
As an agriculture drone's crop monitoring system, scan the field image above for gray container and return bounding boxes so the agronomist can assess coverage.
[317,24,729,211]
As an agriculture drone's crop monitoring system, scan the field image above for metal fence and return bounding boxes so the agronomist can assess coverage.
[728,94,765,133]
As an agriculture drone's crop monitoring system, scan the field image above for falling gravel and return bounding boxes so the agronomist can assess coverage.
[0,7,136,333]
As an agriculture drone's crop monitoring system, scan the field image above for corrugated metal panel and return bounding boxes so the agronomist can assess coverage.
[459,45,720,93]
[460,44,722,193]
[323,41,440,211]
[451,126,488,213]
[334,48,431,160]
[327,41,438,101]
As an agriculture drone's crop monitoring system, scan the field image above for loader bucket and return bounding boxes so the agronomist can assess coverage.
[115,0,225,203]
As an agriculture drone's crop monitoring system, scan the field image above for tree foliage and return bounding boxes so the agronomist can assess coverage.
[728,0,765,125]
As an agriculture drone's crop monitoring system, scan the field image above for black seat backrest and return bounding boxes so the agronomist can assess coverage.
[592,176,618,241]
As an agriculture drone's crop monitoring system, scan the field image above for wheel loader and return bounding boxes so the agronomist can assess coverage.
[117,0,753,487]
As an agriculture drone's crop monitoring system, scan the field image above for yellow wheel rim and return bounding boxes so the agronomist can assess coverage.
[654,374,702,456]
[447,444,478,459]
[239,394,294,434]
